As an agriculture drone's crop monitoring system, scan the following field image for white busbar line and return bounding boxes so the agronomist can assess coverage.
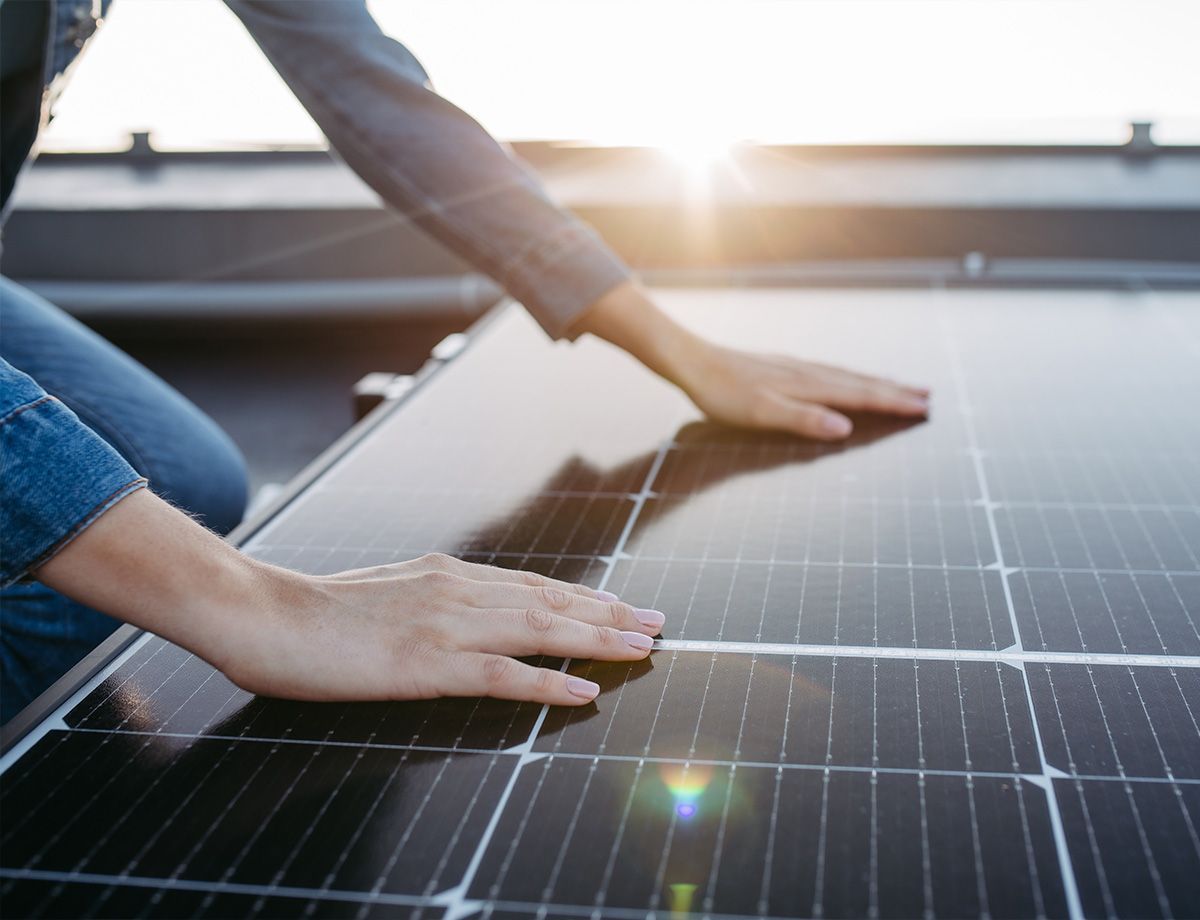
[654,638,1200,669]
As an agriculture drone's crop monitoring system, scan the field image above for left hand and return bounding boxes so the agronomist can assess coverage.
[570,280,930,440]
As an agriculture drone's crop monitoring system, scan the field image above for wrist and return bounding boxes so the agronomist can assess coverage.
[193,555,324,679]
[569,280,712,388]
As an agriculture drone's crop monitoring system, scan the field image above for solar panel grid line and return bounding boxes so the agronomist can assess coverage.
[1,641,202,887]
[438,436,676,920]
[38,729,1200,786]
[241,491,1200,510]
[939,293,1086,920]
[517,454,697,914]
[649,638,1200,670]
[0,630,160,789]
[246,545,1200,582]
[653,647,738,913]
[84,672,350,916]
[0,869,434,909]
[305,741,447,908]
[150,730,310,917]
[63,669,274,917]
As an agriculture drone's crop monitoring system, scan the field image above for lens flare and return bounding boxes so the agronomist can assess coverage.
[669,882,698,917]
[659,762,713,820]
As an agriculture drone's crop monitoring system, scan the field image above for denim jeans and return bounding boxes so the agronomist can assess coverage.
[0,278,249,722]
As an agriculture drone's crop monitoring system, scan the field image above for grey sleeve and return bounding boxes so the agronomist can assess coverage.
[224,0,631,338]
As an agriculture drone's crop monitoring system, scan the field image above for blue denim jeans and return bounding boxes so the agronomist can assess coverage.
[0,278,249,722]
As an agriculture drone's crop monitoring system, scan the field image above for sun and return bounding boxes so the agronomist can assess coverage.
[654,128,735,175]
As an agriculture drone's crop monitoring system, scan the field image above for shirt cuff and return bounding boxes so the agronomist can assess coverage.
[1,394,148,587]
[500,221,633,340]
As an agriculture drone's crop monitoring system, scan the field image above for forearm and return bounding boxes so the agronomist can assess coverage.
[32,487,661,706]
[33,489,291,675]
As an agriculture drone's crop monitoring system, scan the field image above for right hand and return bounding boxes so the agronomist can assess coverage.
[220,552,665,706]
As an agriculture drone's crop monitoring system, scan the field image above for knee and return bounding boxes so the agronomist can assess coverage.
[148,420,250,537]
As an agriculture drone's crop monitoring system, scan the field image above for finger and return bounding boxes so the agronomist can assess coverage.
[755,393,853,441]
[463,582,665,634]
[809,376,930,417]
[423,554,624,604]
[806,362,930,400]
[437,651,603,706]
[836,366,930,400]
[457,607,655,660]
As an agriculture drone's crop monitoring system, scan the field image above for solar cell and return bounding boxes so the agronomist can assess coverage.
[2,287,1198,918]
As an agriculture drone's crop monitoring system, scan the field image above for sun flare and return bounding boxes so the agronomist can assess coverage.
[655,129,735,174]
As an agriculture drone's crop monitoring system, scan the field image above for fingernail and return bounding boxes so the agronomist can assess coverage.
[621,630,654,651]
[634,607,666,630]
[567,677,600,700]
[822,415,852,437]
[596,589,620,603]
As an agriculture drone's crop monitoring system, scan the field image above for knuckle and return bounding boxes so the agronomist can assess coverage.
[395,634,443,664]
[517,569,544,588]
[420,552,455,570]
[481,655,514,687]
[536,585,572,612]
[523,607,556,634]
[748,397,775,426]
[418,569,460,591]
[605,602,628,627]
[590,623,616,648]
[533,669,557,696]
[868,383,896,406]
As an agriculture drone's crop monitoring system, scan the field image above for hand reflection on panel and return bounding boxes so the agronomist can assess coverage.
[460,414,924,581]
[93,417,919,747]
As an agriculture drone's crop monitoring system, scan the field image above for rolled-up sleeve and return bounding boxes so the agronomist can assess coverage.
[224,0,632,338]
[1,360,147,586]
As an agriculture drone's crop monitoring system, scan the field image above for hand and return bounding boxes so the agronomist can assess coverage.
[227,552,663,705]
[670,343,929,440]
[570,280,930,440]
[36,490,664,707]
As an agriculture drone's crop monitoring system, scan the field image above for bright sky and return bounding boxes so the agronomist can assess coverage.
[40,0,1200,152]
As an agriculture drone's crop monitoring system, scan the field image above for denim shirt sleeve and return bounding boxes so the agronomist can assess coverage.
[0,359,147,587]
[224,0,632,339]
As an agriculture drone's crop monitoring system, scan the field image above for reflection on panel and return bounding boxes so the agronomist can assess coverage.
[0,732,512,897]
[603,559,1013,647]
[625,494,995,567]
[63,638,545,750]
[250,491,633,570]
[536,651,1040,773]
[469,757,1066,918]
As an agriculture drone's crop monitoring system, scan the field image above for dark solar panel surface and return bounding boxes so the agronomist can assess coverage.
[2,287,1198,919]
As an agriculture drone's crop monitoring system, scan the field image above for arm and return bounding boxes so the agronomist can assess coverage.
[223,0,629,340]
[35,488,663,706]
[225,1,929,437]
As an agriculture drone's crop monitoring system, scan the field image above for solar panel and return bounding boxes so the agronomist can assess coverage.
[2,286,1198,919]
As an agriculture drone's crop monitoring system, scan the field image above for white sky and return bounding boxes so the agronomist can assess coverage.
[40,0,1200,152]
